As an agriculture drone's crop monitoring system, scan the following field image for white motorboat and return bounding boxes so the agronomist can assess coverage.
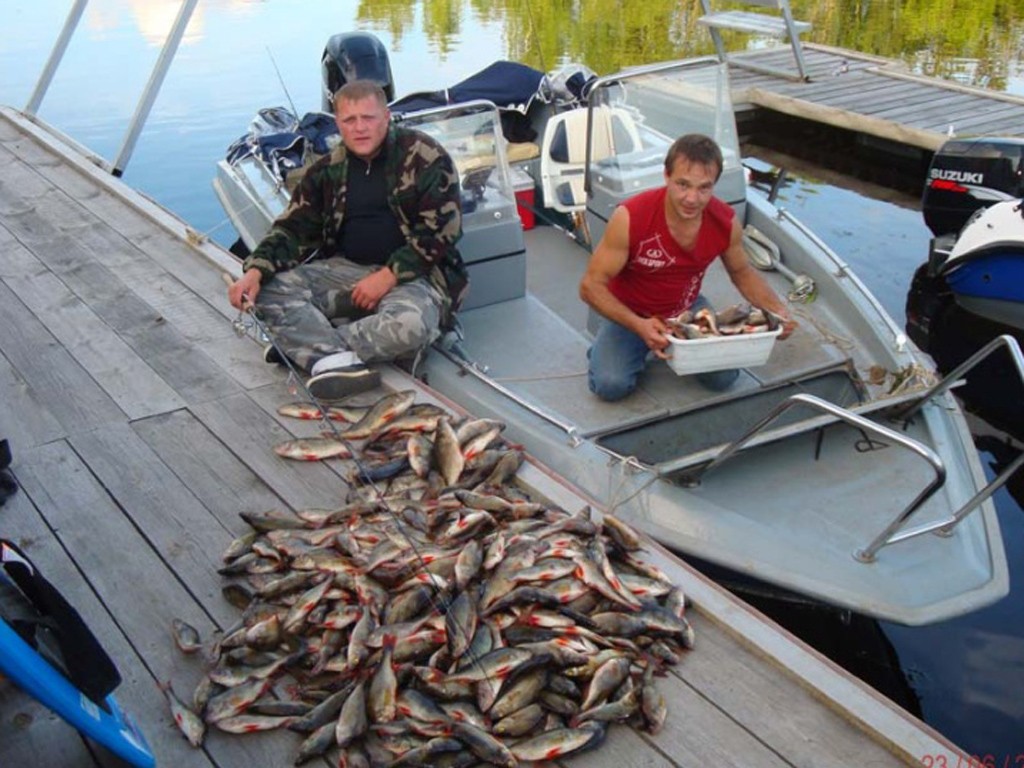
[212,36,1010,625]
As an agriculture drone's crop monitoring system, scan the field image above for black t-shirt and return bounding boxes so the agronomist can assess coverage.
[340,148,407,266]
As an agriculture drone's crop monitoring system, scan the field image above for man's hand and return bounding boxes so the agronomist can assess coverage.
[228,269,262,310]
[778,315,798,340]
[635,316,671,360]
[352,267,398,311]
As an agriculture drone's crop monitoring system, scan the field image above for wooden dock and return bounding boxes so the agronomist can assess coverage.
[0,106,966,767]
[727,43,1024,151]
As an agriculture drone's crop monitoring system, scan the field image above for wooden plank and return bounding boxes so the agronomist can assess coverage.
[11,441,296,768]
[0,683,99,767]
[190,393,353,511]
[131,409,286,530]
[746,87,945,151]
[921,103,1024,133]
[891,99,1018,126]
[828,82,964,113]
[1,108,243,314]
[781,73,892,101]
[64,422,243,627]
[0,149,53,216]
[0,347,66,449]
[3,206,243,406]
[0,231,185,420]
[674,614,906,766]
[565,672,791,767]
[0,280,126,434]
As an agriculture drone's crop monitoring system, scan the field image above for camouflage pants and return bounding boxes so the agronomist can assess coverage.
[255,257,443,371]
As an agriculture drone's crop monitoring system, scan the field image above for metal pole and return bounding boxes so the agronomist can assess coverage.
[24,0,89,116]
[111,0,199,177]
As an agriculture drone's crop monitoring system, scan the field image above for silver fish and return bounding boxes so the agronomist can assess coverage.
[273,436,353,461]
[160,680,205,748]
[171,618,202,654]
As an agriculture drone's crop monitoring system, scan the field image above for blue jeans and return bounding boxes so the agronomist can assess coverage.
[587,296,740,401]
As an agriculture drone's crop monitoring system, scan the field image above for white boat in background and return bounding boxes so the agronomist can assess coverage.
[212,35,1011,625]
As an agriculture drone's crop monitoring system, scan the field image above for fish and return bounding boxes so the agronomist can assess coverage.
[160,387,699,767]
[277,401,369,422]
[160,680,206,747]
[171,618,202,654]
[367,634,398,723]
[334,680,369,749]
[273,436,353,461]
[294,719,337,764]
[339,389,417,440]
[212,713,296,733]
[204,676,273,723]
[433,417,464,486]
[509,721,607,761]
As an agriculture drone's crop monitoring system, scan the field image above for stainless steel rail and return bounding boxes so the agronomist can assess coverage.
[23,0,198,177]
[687,392,949,563]
[897,334,1024,423]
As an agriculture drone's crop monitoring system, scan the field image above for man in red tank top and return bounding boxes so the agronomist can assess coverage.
[580,134,796,401]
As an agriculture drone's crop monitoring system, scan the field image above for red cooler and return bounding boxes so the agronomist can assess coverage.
[511,167,536,230]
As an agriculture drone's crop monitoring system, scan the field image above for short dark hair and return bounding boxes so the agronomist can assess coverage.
[664,134,723,180]
[334,80,388,111]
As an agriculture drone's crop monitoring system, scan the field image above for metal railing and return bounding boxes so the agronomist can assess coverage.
[23,0,198,177]
[686,392,950,563]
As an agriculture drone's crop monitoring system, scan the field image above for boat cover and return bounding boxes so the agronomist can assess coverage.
[389,60,549,115]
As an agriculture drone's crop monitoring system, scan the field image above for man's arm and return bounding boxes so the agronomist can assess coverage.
[230,163,331,308]
[580,207,672,357]
[719,219,797,339]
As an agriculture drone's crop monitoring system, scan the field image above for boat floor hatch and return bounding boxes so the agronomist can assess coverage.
[596,368,863,467]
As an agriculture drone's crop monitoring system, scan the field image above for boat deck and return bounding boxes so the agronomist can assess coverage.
[0,107,962,766]
[728,44,1024,150]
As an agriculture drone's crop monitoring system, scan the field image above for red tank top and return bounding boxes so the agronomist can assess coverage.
[607,187,734,318]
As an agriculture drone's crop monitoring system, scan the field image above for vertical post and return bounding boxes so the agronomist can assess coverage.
[111,0,199,177]
[24,0,89,116]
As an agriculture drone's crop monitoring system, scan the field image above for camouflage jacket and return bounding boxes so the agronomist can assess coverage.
[243,123,468,323]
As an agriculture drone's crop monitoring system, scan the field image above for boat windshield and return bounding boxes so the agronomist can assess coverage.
[585,58,743,211]
[396,100,518,229]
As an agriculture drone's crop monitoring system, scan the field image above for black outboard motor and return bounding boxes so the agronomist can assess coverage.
[321,32,395,112]
[922,137,1024,236]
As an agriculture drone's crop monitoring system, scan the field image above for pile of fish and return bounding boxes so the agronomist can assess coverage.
[665,302,778,340]
[164,389,693,766]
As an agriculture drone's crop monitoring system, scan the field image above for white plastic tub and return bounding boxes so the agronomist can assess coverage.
[665,327,781,375]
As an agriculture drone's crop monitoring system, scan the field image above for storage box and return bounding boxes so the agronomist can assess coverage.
[665,327,781,375]
[511,167,536,230]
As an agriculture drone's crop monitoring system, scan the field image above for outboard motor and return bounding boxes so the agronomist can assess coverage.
[922,137,1024,236]
[321,32,395,112]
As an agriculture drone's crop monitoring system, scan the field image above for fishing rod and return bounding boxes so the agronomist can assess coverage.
[266,46,298,118]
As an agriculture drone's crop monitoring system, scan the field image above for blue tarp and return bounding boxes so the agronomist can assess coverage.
[389,61,548,115]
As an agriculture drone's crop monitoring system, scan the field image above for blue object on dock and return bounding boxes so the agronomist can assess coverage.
[0,542,155,768]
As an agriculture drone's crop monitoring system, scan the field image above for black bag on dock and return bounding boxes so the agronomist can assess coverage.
[0,539,122,704]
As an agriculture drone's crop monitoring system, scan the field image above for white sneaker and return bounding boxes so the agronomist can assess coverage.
[311,350,363,376]
[308,351,380,401]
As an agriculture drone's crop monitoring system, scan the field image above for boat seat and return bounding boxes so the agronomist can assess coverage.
[540,105,642,214]
[697,0,812,81]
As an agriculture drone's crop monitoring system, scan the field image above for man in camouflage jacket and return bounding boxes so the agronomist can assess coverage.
[227,80,467,400]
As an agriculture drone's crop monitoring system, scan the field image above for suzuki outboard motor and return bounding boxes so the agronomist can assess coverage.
[321,32,395,112]
[922,137,1024,236]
